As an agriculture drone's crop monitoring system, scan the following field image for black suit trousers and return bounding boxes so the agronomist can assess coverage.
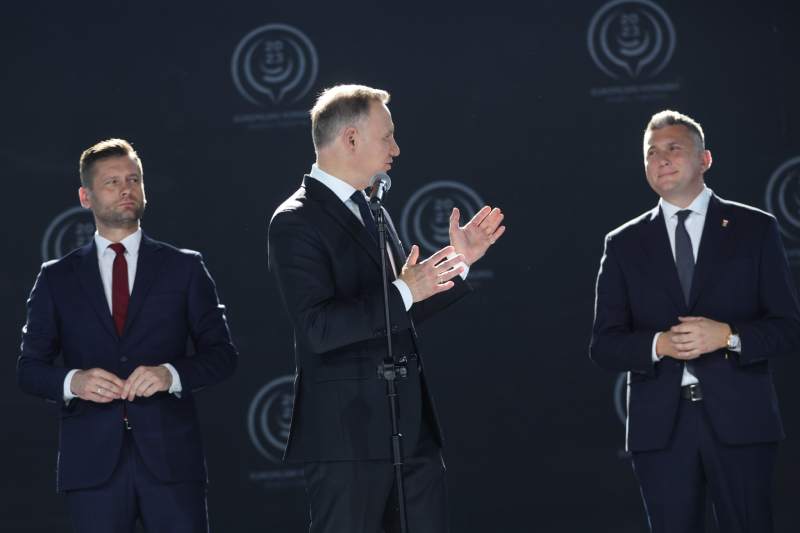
[303,413,448,533]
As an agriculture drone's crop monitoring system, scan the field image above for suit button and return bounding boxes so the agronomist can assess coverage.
[120,356,128,362]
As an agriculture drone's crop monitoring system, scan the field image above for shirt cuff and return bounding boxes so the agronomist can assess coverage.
[161,363,182,396]
[651,332,662,363]
[392,279,414,311]
[457,261,470,280]
[63,369,79,403]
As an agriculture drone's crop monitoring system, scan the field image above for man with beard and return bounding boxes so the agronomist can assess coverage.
[18,138,237,533]
[268,84,505,532]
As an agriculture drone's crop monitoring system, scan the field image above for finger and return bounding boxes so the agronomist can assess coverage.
[482,208,504,230]
[134,378,154,397]
[126,370,149,401]
[98,377,123,396]
[141,381,160,398]
[95,383,120,400]
[89,390,114,403]
[437,265,465,284]
[428,245,455,265]
[91,368,125,388]
[433,280,455,293]
[449,207,461,232]
[405,245,419,267]
[678,316,703,322]
[469,206,492,227]
[434,254,466,272]
[489,225,506,244]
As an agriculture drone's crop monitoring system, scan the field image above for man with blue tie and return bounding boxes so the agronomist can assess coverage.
[591,110,800,532]
[18,138,238,532]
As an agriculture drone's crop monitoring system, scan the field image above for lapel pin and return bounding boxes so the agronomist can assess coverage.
[722,219,729,228]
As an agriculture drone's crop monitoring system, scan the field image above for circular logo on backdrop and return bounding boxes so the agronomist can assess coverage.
[765,156,800,242]
[41,206,95,262]
[247,375,295,464]
[587,0,676,80]
[399,181,485,255]
[231,23,318,107]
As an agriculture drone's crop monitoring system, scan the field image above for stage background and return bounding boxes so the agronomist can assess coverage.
[2,1,799,531]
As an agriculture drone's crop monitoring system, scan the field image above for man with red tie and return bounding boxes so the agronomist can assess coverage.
[18,139,237,532]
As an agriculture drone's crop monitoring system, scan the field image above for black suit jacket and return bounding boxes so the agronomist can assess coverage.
[17,234,238,491]
[590,194,800,451]
[268,176,471,462]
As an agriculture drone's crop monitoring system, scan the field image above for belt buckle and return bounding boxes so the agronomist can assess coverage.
[688,384,702,402]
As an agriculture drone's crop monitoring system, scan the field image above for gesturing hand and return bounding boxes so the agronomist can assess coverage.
[71,368,125,403]
[399,245,465,303]
[120,365,173,401]
[449,206,506,266]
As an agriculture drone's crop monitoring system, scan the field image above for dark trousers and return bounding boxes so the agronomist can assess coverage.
[65,432,209,533]
[303,417,448,533]
[632,397,777,533]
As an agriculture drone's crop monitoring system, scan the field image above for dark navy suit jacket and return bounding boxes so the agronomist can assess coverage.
[590,194,800,451]
[17,234,237,491]
[268,177,470,462]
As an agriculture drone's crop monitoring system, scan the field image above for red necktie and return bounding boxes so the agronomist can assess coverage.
[109,243,129,336]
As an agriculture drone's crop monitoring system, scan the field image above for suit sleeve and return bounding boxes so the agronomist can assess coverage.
[736,217,800,364]
[589,235,658,375]
[170,254,238,392]
[17,265,69,402]
[269,212,413,355]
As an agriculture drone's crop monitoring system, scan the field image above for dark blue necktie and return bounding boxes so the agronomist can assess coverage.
[350,191,379,243]
[675,210,694,305]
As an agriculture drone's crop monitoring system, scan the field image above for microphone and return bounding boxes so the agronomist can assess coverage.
[369,173,392,207]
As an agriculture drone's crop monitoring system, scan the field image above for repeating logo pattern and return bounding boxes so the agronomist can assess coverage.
[41,206,95,262]
[765,156,800,242]
[587,0,676,80]
[247,374,295,464]
[399,181,485,255]
[231,23,318,107]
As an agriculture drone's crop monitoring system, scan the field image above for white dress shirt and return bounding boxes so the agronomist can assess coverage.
[63,229,182,401]
[651,186,740,385]
[307,164,469,311]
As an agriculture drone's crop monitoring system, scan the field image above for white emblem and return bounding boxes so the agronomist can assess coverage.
[588,0,676,80]
[231,23,318,107]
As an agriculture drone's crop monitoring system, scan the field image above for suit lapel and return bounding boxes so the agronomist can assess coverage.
[688,195,734,310]
[304,176,382,268]
[75,241,118,340]
[641,206,688,313]
[124,234,166,336]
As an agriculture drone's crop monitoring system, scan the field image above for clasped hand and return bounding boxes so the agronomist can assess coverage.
[657,316,731,360]
[70,365,173,403]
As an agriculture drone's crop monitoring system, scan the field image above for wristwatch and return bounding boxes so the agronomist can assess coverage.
[726,324,740,350]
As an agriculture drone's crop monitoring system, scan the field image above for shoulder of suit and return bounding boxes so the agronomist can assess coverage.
[715,195,775,224]
[604,207,657,243]
[143,236,203,261]
[270,185,311,223]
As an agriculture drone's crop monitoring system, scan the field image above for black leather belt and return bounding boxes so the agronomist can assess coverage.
[680,383,703,402]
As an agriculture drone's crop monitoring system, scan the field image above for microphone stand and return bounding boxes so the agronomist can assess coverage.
[371,196,409,533]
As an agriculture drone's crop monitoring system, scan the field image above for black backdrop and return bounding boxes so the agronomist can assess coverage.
[2,1,800,531]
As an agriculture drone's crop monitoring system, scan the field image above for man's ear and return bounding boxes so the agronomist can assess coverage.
[342,126,358,151]
[78,186,92,209]
[702,149,713,172]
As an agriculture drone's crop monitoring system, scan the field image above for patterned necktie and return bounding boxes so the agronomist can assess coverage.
[674,210,694,305]
[350,191,380,243]
[109,243,129,336]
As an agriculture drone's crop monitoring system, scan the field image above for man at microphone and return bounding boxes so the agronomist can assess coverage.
[268,84,505,533]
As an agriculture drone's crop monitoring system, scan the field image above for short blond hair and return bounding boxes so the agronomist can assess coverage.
[79,138,142,188]
[310,84,390,150]
[645,110,705,151]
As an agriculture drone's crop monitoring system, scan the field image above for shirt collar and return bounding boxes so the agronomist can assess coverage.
[660,186,712,220]
[95,228,143,256]
[308,163,360,204]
